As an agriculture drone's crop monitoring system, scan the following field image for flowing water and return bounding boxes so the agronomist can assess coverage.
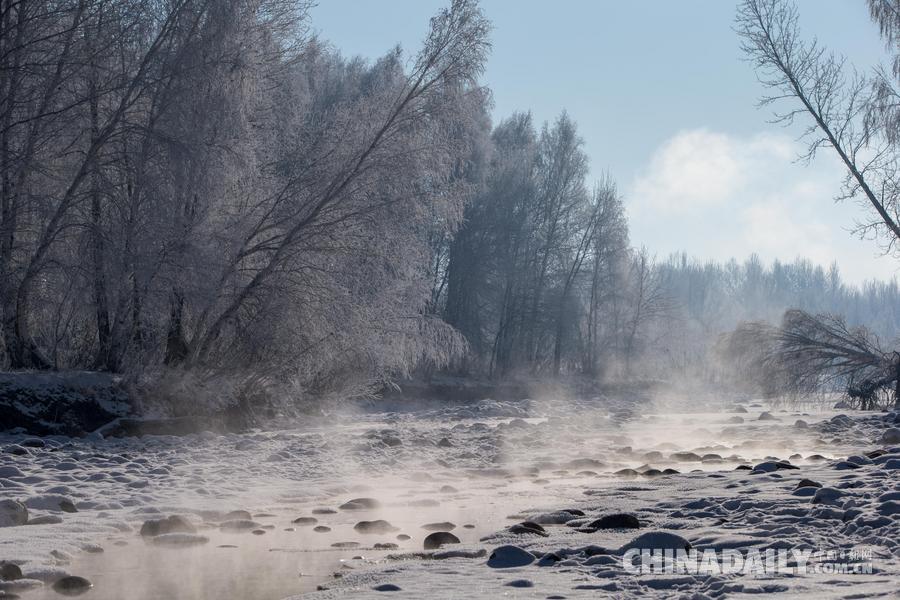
[7,400,851,600]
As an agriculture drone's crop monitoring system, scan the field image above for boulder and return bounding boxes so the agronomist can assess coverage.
[530,510,580,525]
[223,510,252,521]
[796,479,822,489]
[354,520,398,534]
[620,531,691,553]
[508,522,548,537]
[374,543,399,550]
[421,521,456,531]
[52,575,93,596]
[140,515,196,537]
[586,513,640,530]
[219,519,261,532]
[877,500,900,516]
[0,499,27,527]
[25,495,77,513]
[487,545,534,568]
[752,461,798,473]
[0,562,22,581]
[423,531,460,550]
[881,428,900,445]
[811,487,844,505]
[670,452,702,462]
[0,466,24,478]
[834,461,861,470]
[27,515,64,525]
[339,498,380,510]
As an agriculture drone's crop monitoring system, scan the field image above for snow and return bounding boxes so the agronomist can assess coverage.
[0,396,898,599]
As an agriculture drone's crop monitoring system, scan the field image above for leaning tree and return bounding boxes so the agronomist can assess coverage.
[725,309,900,409]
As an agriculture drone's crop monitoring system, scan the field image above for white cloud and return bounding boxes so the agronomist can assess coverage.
[626,129,899,285]
[629,130,797,215]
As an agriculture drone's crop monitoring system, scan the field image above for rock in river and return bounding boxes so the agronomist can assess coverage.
[421,521,456,531]
[487,545,535,568]
[508,521,548,537]
[0,562,22,581]
[223,510,253,521]
[354,520,398,534]
[797,479,822,489]
[140,515,196,537]
[0,500,27,527]
[811,487,844,506]
[587,513,640,530]
[52,576,93,596]
[881,428,900,444]
[340,498,380,510]
[219,519,261,532]
[423,531,460,550]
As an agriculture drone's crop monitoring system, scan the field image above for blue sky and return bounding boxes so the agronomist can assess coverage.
[309,0,898,284]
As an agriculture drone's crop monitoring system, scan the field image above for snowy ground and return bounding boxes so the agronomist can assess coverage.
[1,393,898,599]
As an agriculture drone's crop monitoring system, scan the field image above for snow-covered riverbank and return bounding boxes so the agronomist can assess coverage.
[1,396,898,599]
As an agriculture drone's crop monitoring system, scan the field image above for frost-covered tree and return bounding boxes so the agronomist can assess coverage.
[441,112,631,378]
[0,0,492,402]
[737,0,900,254]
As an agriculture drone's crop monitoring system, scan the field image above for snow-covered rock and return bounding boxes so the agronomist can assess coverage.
[140,515,195,537]
[52,575,92,595]
[811,487,844,505]
[619,531,692,553]
[24,494,77,513]
[881,428,900,444]
[486,545,534,568]
[586,513,640,530]
[0,499,27,527]
[423,531,459,550]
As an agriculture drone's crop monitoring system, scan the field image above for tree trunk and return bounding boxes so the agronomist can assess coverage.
[88,46,114,370]
[894,353,900,410]
[164,292,189,366]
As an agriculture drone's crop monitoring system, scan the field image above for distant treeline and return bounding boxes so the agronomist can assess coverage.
[650,255,900,382]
